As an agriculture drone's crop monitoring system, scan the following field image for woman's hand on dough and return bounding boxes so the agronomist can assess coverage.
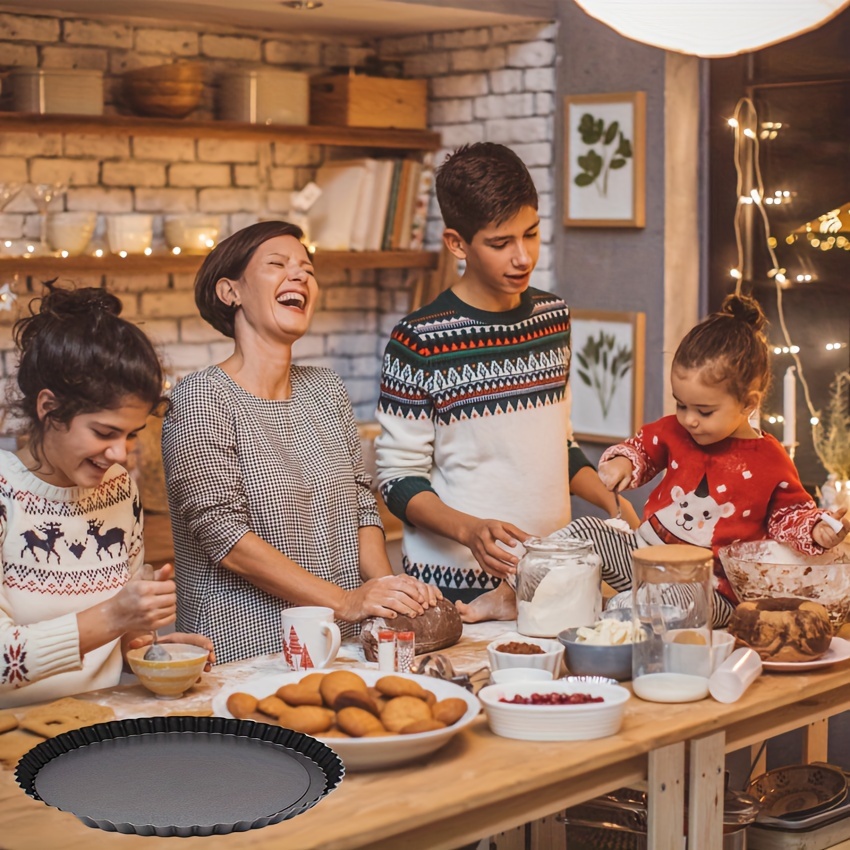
[340,575,437,622]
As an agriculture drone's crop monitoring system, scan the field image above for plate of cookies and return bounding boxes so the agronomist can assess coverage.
[212,668,481,771]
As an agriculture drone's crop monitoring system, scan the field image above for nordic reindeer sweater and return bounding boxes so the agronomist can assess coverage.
[0,452,143,708]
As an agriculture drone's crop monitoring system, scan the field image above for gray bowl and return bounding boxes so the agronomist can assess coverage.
[558,628,633,682]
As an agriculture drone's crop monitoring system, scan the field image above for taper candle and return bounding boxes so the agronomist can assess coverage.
[783,366,796,447]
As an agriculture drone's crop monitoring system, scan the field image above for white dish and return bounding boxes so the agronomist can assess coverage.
[211,668,480,771]
[487,633,563,676]
[761,637,850,672]
[490,668,554,685]
[477,680,630,741]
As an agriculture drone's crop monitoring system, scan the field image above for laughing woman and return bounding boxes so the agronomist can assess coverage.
[162,221,439,665]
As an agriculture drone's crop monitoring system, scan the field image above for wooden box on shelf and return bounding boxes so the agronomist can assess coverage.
[310,73,427,130]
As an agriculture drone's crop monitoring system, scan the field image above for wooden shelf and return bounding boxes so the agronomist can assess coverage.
[0,250,439,277]
[0,112,442,151]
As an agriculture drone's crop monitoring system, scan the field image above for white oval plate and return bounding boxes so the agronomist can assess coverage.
[762,637,850,672]
[212,668,480,771]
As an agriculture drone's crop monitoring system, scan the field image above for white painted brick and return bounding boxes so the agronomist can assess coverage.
[64,134,129,158]
[234,164,259,186]
[346,356,381,379]
[429,99,473,125]
[109,52,170,75]
[207,340,235,362]
[132,137,196,162]
[63,19,132,48]
[135,28,199,56]
[67,187,133,213]
[180,317,227,344]
[404,52,451,77]
[450,46,506,73]
[0,43,37,67]
[169,162,231,188]
[536,244,552,270]
[135,188,197,213]
[0,134,61,157]
[200,34,261,61]
[263,190,291,214]
[524,67,556,92]
[433,28,491,49]
[484,116,550,144]
[105,273,168,293]
[30,157,99,186]
[198,188,261,213]
[539,217,553,242]
[273,144,321,167]
[0,213,24,239]
[326,332,379,356]
[342,378,378,407]
[160,343,216,371]
[430,73,487,99]
[528,166,553,192]
[197,139,259,163]
[325,288,378,311]
[102,161,167,188]
[535,92,555,115]
[172,273,196,291]
[321,44,373,69]
[136,318,180,345]
[113,292,140,319]
[377,33,431,55]
[492,22,557,44]
[506,41,556,68]
[310,311,376,335]
[393,290,411,313]
[291,334,325,359]
[0,158,26,183]
[434,123,485,148]
[425,218,445,245]
[263,40,321,65]
[269,167,297,191]
[0,12,59,42]
[537,192,553,218]
[41,45,108,70]
[532,268,553,290]
[512,143,553,167]
[489,68,523,94]
[141,290,198,318]
[473,93,535,120]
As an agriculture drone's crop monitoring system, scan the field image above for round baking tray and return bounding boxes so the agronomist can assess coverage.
[16,715,344,836]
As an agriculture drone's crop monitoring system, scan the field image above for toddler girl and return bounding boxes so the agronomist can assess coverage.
[1,284,213,708]
[569,294,848,626]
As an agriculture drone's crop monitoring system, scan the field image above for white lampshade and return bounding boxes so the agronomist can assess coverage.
[574,0,850,57]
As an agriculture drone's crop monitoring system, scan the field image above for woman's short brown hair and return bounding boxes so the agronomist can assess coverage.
[194,220,304,338]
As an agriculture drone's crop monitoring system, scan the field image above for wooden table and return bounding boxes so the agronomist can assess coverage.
[2,623,849,850]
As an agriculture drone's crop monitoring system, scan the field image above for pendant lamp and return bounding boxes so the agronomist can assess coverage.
[573,0,850,57]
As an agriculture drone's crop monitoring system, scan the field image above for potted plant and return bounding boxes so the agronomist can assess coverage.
[813,370,850,511]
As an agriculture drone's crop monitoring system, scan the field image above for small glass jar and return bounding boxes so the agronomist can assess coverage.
[396,631,415,674]
[516,535,602,637]
[630,544,714,703]
[377,629,397,672]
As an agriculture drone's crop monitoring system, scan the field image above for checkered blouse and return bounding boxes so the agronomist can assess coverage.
[161,365,381,665]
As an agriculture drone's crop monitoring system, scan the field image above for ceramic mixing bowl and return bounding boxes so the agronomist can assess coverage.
[126,643,208,699]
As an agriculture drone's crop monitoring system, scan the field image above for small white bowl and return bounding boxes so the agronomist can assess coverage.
[478,680,630,741]
[107,213,153,255]
[490,667,554,685]
[47,211,96,256]
[487,634,563,676]
[164,214,220,254]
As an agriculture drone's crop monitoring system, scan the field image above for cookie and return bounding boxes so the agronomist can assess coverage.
[336,706,385,737]
[226,692,259,719]
[318,670,368,707]
[400,719,446,734]
[166,709,213,717]
[375,675,428,699]
[276,705,335,735]
[381,695,432,732]
[0,730,46,767]
[21,714,88,739]
[24,697,114,728]
[432,698,468,726]
[276,683,324,707]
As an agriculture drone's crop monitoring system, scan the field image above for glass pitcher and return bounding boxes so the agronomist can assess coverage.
[515,535,601,637]
[630,544,714,703]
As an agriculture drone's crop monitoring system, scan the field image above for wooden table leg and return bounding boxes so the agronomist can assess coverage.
[688,731,725,850]
[802,717,829,763]
[648,741,685,850]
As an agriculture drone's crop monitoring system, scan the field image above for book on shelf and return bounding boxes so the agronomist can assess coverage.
[309,159,369,251]
[408,152,435,252]
[364,158,396,252]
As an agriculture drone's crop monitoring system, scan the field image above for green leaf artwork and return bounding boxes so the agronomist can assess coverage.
[576,330,633,419]
[574,113,633,197]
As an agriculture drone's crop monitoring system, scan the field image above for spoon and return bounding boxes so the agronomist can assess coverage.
[138,563,171,662]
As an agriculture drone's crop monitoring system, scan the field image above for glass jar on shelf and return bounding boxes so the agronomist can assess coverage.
[630,544,714,703]
[515,535,601,637]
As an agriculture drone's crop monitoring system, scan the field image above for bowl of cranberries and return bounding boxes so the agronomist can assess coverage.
[477,680,630,741]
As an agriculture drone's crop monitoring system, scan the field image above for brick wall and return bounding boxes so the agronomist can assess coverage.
[0,11,557,441]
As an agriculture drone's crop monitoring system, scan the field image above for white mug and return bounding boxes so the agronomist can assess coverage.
[282,606,341,670]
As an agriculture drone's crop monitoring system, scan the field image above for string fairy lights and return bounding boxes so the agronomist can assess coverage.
[726,96,826,453]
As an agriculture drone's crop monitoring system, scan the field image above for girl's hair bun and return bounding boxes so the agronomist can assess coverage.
[39,281,122,318]
[720,293,766,333]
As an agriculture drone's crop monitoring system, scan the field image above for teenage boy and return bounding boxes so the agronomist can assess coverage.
[375,142,638,622]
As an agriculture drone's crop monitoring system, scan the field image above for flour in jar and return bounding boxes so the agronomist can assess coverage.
[517,561,601,637]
